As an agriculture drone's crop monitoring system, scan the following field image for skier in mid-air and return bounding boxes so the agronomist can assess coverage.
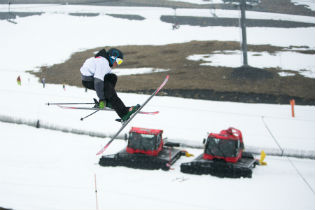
[80,48,139,122]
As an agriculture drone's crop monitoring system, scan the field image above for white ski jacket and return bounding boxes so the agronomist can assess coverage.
[80,56,112,100]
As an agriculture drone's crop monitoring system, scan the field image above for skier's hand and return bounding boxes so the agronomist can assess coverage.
[99,100,105,109]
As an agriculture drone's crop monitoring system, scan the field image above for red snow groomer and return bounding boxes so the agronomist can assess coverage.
[203,127,244,163]
[181,127,257,178]
[126,127,164,156]
[99,127,185,170]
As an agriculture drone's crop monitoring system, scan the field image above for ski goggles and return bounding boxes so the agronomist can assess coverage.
[111,56,123,65]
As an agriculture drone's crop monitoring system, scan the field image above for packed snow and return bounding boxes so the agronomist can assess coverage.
[187,50,315,78]
[0,4,314,210]
[291,0,315,11]
[114,68,169,76]
[0,4,314,73]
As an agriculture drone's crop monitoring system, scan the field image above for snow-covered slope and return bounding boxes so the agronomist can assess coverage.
[0,4,314,210]
[0,121,314,210]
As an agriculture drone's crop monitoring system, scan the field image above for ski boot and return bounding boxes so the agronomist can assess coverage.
[121,104,140,122]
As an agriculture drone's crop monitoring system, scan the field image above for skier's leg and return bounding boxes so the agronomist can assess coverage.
[103,74,119,108]
[104,73,117,87]
[82,80,95,90]
[103,77,129,118]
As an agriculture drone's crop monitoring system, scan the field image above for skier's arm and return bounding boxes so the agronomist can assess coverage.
[94,58,111,101]
[93,57,112,101]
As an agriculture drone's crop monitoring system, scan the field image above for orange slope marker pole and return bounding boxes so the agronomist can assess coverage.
[290,99,295,118]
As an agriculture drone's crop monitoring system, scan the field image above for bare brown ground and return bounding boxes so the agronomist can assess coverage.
[31,40,315,105]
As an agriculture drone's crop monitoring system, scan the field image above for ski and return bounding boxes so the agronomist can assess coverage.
[96,75,169,156]
[47,102,95,106]
[57,105,159,115]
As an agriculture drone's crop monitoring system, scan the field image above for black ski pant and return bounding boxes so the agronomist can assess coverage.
[82,74,129,118]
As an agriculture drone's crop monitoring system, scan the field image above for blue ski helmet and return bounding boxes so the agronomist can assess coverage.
[107,48,124,66]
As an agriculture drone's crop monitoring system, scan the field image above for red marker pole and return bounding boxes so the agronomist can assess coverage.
[94,174,99,210]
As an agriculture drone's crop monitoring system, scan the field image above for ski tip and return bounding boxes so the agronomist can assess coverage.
[96,148,104,156]
[46,102,50,106]
[96,144,110,156]
[140,111,159,115]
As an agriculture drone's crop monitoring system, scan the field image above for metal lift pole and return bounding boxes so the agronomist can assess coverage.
[240,0,248,66]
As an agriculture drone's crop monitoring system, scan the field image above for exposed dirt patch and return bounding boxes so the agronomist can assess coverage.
[32,40,315,105]
[161,16,315,28]
[78,0,315,17]
[69,12,99,17]
[106,14,145,20]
